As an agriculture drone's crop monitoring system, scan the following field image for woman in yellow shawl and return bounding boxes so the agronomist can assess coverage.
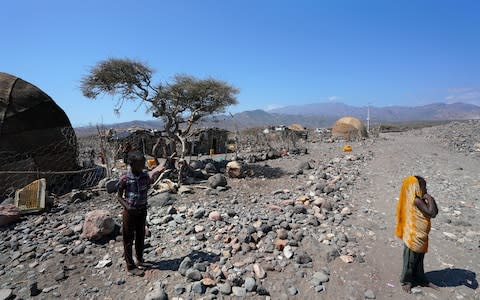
[395,176,438,293]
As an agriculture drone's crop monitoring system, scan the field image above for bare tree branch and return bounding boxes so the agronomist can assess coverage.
[80,58,239,161]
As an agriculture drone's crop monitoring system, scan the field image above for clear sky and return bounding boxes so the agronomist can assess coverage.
[2,0,479,126]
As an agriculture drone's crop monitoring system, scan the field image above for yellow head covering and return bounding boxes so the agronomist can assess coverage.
[395,176,431,253]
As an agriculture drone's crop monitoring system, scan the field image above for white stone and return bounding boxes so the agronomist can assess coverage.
[443,232,458,240]
[283,245,294,259]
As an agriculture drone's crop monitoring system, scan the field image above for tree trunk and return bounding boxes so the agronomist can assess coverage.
[178,136,186,159]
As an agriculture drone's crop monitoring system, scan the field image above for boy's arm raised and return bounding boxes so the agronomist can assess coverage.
[148,165,166,183]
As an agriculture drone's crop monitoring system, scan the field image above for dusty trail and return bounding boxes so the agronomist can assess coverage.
[326,132,480,300]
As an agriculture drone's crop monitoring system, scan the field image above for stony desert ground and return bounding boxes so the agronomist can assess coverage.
[1,120,479,300]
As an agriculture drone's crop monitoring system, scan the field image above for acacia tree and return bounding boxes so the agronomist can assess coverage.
[80,58,239,159]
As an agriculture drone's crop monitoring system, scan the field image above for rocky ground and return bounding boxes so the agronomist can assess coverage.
[0,120,479,300]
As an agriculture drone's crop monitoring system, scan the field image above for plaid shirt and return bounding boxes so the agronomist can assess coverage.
[117,171,151,208]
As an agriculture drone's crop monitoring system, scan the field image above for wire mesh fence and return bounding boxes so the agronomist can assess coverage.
[0,124,312,198]
[235,127,308,154]
[0,127,108,198]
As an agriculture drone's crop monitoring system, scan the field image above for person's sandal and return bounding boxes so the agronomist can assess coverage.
[136,258,148,269]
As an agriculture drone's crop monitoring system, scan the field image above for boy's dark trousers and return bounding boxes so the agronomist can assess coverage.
[122,207,147,270]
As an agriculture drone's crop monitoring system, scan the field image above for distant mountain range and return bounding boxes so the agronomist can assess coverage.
[268,102,480,122]
[74,102,480,136]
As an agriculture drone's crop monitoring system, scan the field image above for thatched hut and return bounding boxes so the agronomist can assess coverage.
[0,72,78,195]
[288,123,308,139]
[331,116,368,140]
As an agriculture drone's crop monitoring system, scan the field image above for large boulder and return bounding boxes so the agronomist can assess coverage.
[208,174,227,189]
[0,204,21,226]
[189,160,205,170]
[204,162,217,174]
[149,192,176,207]
[81,210,115,241]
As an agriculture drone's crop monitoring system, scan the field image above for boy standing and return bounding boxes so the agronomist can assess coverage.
[117,151,165,276]
[395,175,438,293]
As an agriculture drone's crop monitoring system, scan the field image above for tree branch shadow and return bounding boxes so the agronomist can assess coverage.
[145,250,220,271]
[426,268,478,289]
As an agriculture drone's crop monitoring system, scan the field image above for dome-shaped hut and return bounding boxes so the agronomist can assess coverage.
[0,72,78,195]
[288,123,305,131]
[331,116,368,140]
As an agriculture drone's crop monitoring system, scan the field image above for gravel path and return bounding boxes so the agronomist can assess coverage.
[326,131,480,300]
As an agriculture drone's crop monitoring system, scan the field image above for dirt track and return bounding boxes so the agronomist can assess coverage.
[324,131,480,300]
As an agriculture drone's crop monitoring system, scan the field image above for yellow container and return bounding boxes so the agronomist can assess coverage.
[343,145,352,152]
[209,149,215,156]
[147,159,157,168]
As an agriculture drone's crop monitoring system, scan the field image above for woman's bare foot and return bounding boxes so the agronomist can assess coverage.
[421,282,439,290]
[402,283,412,293]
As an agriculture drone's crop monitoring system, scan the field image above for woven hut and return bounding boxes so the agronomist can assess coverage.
[331,116,368,140]
[0,72,78,196]
[288,123,305,131]
[288,123,308,139]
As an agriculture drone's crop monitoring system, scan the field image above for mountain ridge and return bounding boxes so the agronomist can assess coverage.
[74,102,480,136]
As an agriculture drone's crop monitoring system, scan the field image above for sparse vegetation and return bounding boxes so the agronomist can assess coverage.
[80,58,239,159]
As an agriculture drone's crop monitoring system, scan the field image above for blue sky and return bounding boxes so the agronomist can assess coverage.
[2,0,479,126]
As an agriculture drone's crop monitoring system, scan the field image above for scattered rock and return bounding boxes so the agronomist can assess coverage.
[364,289,376,299]
[208,211,222,221]
[287,286,298,295]
[340,255,354,263]
[178,257,193,276]
[218,282,232,295]
[95,257,112,268]
[0,289,13,300]
[0,204,21,226]
[226,161,243,178]
[312,271,329,284]
[232,286,246,297]
[149,192,176,207]
[144,287,168,300]
[81,210,115,241]
[443,232,458,240]
[193,208,205,218]
[253,263,266,279]
[283,245,294,259]
[186,268,202,281]
[208,174,227,188]
[244,276,256,292]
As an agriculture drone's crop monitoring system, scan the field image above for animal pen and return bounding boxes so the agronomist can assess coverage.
[236,126,308,154]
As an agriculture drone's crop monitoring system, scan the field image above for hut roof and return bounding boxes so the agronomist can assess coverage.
[288,123,306,131]
[0,72,78,194]
[331,116,367,139]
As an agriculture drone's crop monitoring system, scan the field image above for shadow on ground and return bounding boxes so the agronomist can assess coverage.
[245,163,286,179]
[426,268,478,289]
[146,250,220,271]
